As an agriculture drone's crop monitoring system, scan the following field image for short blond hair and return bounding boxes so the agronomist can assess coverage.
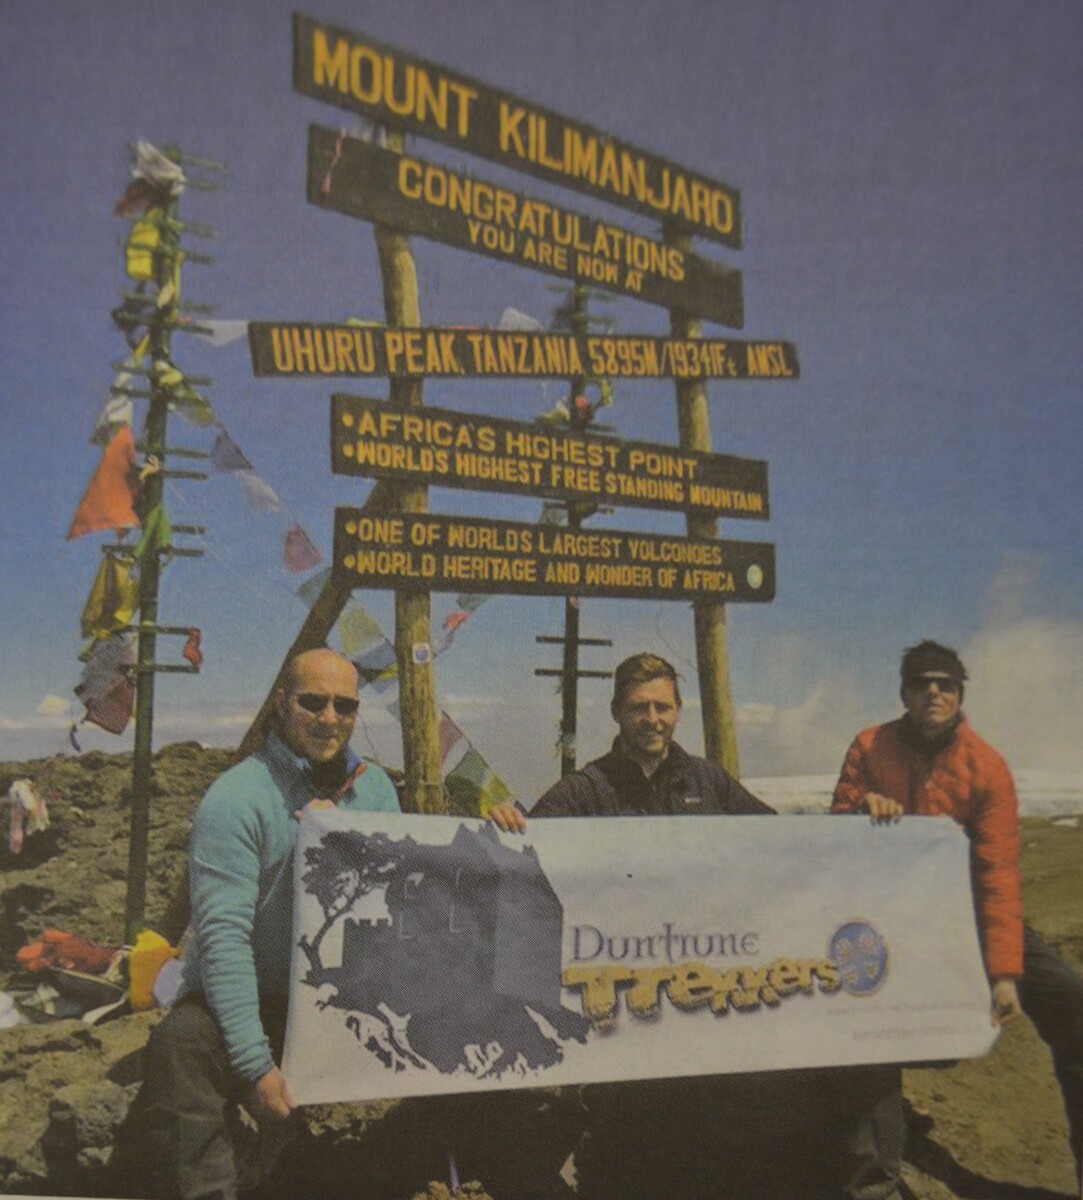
[611,653,681,714]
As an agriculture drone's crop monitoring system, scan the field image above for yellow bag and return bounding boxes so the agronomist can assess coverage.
[128,929,176,1011]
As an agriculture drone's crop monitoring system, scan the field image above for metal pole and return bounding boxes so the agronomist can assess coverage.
[558,284,590,776]
[124,196,178,944]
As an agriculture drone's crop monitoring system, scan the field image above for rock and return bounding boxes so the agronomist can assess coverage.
[42,1078,140,1179]
[0,1012,158,1194]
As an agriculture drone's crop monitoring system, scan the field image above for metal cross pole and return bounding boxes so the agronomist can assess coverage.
[664,227,739,774]
[533,286,619,782]
[120,145,222,943]
[558,286,590,775]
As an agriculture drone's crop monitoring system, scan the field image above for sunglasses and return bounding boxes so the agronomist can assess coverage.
[905,677,960,695]
[294,693,360,717]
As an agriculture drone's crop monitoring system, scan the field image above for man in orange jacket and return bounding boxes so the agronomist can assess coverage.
[833,639,1082,1187]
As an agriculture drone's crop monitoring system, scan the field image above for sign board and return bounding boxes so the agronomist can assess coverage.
[283,811,997,1104]
[308,126,744,328]
[293,13,742,248]
[332,509,775,602]
[331,394,770,519]
[249,322,800,381]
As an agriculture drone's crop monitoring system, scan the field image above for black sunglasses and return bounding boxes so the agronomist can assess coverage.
[905,676,960,695]
[294,692,360,717]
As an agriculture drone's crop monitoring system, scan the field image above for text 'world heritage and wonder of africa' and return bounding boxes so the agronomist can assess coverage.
[333,511,775,602]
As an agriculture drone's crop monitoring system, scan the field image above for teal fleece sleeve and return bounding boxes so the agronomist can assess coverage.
[187,777,276,1085]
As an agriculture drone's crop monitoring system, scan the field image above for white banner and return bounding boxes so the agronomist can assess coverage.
[282,812,997,1105]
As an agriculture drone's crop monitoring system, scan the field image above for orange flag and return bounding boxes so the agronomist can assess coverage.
[67,426,139,540]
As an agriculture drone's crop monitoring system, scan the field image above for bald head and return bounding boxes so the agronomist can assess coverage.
[281,647,358,694]
[275,648,360,765]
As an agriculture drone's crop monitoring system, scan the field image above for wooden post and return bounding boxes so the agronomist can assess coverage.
[666,228,739,775]
[374,135,442,814]
[240,138,442,810]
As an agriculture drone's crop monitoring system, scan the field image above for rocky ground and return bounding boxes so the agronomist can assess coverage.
[0,744,1080,1199]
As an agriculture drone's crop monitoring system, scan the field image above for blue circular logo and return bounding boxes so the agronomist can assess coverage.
[828,920,889,996]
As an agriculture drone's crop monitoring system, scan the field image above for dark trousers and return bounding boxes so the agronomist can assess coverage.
[838,924,1083,1196]
[570,1070,891,1200]
[817,1065,907,1200]
[123,993,290,1200]
[1019,923,1083,1180]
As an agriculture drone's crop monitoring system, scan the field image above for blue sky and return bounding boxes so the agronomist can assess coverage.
[1,0,1081,796]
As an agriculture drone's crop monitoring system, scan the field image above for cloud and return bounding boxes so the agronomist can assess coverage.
[962,616,1083,773]
[731,556,1083,778]
[36,694,72,716]
[0,708,72,732]
[735,670,872,777]
[980,551,1042,630]
[154,709,256,733]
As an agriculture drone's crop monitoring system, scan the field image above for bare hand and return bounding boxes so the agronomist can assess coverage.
[487,802,528,834]
[245,1066,294,1123]
[990,978,1022,1026]
[863,792,903,823]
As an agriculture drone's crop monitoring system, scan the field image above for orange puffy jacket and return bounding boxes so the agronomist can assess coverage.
[832,716,1023,980]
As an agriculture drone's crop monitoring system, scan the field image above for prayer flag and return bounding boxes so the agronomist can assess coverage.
[284,523,323,573]
[132,141,186,195]
[114,177,163,218]
[353,641,396,687]
[337,604,384,658]
[81,555,138,640]
[91,393,134,448]
[447,746,489,790]
[296,568,332,608]
[125,209,162,281]
[210,429,252,472]
[75,633,137,736]
[182,629,203,670]
[82,678,135,735]
[67,426,139,540]
[441,610,470,634]
[497,306,545,332]
[236,469,282,513]
[133,503,172,564]
[195,320,249,347]
[438,711,468,768]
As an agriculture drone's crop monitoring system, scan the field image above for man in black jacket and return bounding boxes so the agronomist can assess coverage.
[491,652,771,829]
[489,654,796,1199]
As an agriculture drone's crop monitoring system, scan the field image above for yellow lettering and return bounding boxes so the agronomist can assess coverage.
[499,101,528,158]
[312,30,349,93]
[349,45,382,105]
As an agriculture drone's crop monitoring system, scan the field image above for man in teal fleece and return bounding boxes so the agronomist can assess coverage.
[132,647,400,1200]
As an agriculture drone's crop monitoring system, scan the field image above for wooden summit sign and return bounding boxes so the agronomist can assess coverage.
[249,323,799,381]
[331,395,770,520]
[333,511,775,603]
[294,14,742,248]
[308,127,744,328]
